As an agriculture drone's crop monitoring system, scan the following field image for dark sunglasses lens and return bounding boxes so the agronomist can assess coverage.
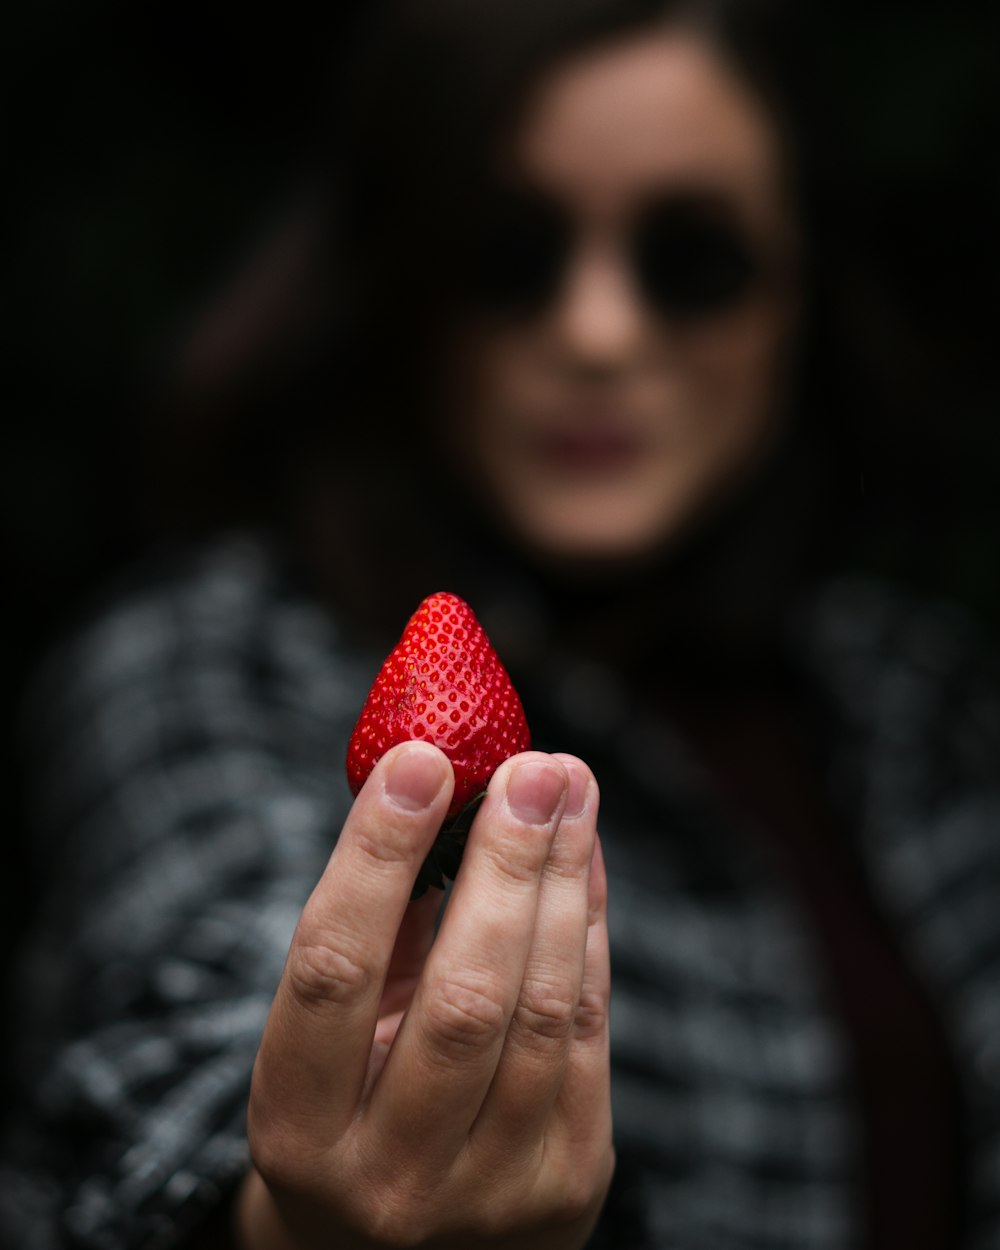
[635,204,760,318]
[464,193,568,315]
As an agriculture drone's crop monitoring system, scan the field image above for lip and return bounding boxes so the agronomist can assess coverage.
[528,421,645,474]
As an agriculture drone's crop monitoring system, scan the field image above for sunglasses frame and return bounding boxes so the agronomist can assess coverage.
[460,186,788,324]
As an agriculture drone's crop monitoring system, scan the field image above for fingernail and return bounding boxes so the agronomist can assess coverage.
[505,760,567,826]
[384,743,447,812]
[562,762,590,820]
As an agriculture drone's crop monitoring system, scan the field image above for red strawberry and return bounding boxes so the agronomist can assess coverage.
[346,591,531,894]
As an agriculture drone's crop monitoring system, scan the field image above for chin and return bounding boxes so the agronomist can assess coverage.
[537,488,690,546]
[507,513,684,582]
[497,474,747,582]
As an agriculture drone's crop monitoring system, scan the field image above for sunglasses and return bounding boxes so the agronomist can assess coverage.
[460,189,779,322]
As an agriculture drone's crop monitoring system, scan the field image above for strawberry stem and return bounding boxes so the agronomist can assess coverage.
[410,791,487,899]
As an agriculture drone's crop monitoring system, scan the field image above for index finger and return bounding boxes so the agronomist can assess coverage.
[251,741,454,1137]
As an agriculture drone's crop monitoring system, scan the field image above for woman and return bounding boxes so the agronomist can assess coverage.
[3,1,997,1247]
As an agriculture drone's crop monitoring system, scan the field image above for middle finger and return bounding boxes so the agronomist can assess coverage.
[368,752,568,1162]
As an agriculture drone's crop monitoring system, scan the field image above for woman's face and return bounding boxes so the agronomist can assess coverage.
[447,29,801,567]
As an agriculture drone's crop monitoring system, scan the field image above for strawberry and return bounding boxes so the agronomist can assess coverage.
[346,591,531,895]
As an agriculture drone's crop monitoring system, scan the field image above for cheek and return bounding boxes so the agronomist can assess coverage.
[679,300,796,469]
[440,302,797,562]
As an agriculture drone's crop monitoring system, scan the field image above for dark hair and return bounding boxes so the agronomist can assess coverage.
[333,0,818,416]
[152,0,948,646]
[320,0,900,636]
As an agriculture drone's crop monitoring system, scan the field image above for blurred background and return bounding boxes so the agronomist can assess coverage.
[4,0,998,954]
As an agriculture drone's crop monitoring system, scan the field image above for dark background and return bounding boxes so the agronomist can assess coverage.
[4,1,999,954]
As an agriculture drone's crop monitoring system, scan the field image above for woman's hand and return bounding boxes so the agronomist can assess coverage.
[236,740,613,1250]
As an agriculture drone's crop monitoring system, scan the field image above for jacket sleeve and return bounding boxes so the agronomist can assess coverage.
[0,540,363,1250]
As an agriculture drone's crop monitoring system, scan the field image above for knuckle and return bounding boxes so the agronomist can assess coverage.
[546,828,595,882]
[573,987,608,1040]
[246,1110,305,1192]
[425,971,508,1051]
[365,1198,431,1249]
[539,1145,614,1229]
[343,1173,436,1249]
[352,816,419,870]
[286,939,373,1008]
[555,1174,602,1226]
[543,847,590,882]
[513,979,576,1045]
[483,828,549,887]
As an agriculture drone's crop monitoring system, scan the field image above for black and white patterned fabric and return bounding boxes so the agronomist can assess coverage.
[1,534,998,1249]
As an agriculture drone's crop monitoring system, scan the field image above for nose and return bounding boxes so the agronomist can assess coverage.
[549,241,646,371]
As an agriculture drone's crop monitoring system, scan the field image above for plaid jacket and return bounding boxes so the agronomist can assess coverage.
[2,534,998,1249]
